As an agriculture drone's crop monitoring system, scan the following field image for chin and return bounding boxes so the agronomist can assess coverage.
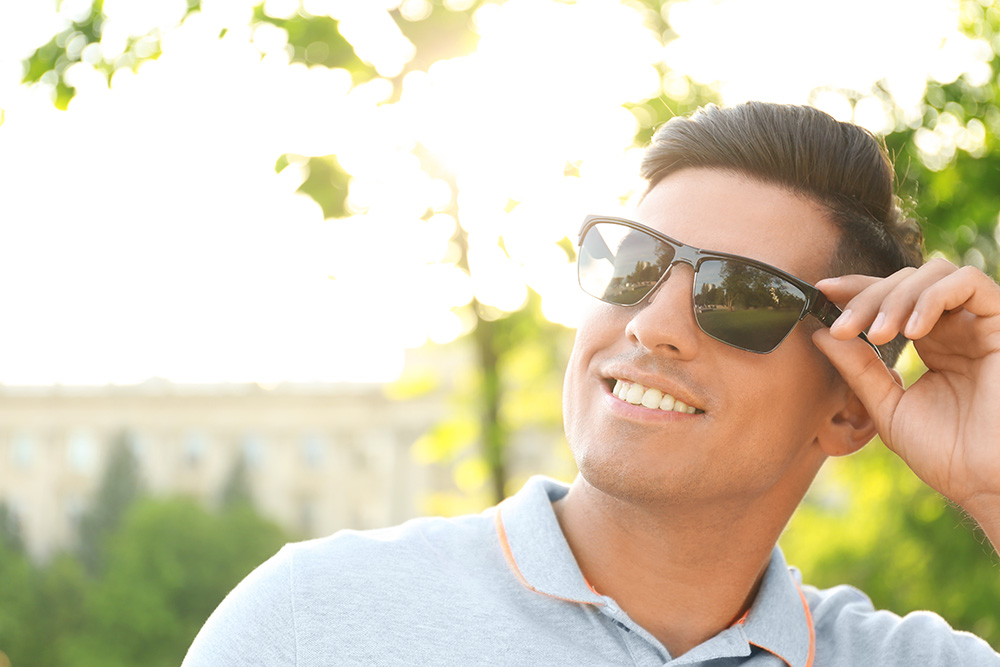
[574,447,698,508]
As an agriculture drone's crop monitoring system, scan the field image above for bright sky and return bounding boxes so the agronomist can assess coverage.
[0,0,988,385]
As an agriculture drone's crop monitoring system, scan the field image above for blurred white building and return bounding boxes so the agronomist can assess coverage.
[0,376,572,560]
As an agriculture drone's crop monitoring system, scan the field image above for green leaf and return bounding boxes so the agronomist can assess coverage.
[297,155,350,219]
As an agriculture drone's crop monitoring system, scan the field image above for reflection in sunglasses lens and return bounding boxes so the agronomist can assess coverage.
[694,260,806,352]
[580,224,675,306]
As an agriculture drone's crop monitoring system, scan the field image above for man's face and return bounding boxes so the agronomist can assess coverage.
[563,168,846,510]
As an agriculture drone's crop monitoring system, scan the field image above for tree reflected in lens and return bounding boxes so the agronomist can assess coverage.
[694,260,806,352]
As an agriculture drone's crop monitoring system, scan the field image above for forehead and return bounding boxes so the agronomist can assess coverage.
[634,169,839,284]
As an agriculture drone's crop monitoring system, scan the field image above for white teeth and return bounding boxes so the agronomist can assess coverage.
[640,388,662,409]
[610,380,701,414]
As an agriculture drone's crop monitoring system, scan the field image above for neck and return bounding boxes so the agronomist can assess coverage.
[552,476,809,658]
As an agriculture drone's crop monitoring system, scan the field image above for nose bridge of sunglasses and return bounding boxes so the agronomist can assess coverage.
[641,256,698,306]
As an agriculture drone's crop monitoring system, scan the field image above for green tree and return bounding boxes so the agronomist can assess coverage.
[76,431,144,575]
[0,502,24,554]
[65,498,289,667]
[25,555,91,667]
[884,0,1000,277]
[0,539,39,665]
[219,452,254,511]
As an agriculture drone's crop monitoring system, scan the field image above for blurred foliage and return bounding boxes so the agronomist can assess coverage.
[21,0,201,110]
[403,290,577,515]
[0,502,24,554]
[289,153,350,219]
[885,0,1000,276]
[391,1,479,72]
[253,6,368,76]
[0,496,289,667]
[219,452,255,510]
[76,432,144,575]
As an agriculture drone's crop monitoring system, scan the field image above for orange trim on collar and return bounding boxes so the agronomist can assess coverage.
[748,576,815,667]
[494,506,604,606]
[795,581,816,667]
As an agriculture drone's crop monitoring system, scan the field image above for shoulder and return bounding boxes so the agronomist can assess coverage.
[803,582,1000,665]
[283,508,504,589]
[183,508,505,666]
[182,541,298,666]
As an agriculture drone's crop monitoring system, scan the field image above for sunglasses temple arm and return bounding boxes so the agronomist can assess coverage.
[811,295,884,362]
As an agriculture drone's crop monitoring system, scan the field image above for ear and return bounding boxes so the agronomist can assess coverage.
[816,381,882,457]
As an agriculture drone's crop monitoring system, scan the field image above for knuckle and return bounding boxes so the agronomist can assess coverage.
[956,264,982,280]
[927,257,957,271]
[890,266,918,280]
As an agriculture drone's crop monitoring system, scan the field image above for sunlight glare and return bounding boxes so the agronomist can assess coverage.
[665,0,980,122]
[0,0,987,384]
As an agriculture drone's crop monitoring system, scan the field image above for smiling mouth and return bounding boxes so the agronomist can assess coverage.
[607,379,704,414]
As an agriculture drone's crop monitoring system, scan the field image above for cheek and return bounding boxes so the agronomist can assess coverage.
[719,353,824,437]
[561,341,590,443]
[561,316,616,444]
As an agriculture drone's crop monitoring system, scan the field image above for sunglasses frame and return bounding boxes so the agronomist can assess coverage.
[577,215,883,358]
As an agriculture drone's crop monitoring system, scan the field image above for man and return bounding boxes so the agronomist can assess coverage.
[183,102,1000,666]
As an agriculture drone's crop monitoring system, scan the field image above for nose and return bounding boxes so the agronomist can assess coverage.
[624,262,702,359]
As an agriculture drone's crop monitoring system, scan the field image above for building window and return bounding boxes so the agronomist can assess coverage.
[11,432,35,469]
[127,431,149,463]
[183,430,208,468]
[301,434,328,468]
[241,433,266,469]
[66,430,97,474]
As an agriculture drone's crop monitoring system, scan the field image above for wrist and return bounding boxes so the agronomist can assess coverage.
[960,492,1000,550]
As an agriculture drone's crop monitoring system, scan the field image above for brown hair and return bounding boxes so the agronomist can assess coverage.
[640,102,923,366]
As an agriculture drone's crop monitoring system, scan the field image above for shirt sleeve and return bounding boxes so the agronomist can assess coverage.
[810,584,1000,666]
[181,545,297,667]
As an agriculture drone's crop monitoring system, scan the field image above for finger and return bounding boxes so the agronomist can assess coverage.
[812,328,905,444]
[864,260,962,345]
[905,265,1000,340]
[825,261,958,344]
[821,269,918,342]
[815,274,882,301]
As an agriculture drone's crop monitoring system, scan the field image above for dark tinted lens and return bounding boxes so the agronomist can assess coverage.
[579,222,675,306]
[693,259,807,352]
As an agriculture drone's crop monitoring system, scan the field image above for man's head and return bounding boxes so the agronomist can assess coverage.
[640,102,923,366]
[562,102,916,513]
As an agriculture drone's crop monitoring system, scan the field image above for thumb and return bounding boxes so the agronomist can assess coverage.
[811,328,905,444]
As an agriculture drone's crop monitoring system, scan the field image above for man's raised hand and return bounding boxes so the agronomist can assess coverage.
[812,260,1000,535]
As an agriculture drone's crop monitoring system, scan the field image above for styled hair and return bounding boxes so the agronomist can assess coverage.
[640,102,923,366]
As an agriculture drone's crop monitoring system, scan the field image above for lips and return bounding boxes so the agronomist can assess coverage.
[609,378,704,414]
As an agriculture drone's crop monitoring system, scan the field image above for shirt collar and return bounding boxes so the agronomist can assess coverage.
[738,547,815,667]
[494,475,605,605]
[494,476,814,667]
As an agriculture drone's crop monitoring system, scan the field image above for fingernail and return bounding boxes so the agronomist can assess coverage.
[833,308,852,329]
[904,311,919,337]
[871,311,886,334]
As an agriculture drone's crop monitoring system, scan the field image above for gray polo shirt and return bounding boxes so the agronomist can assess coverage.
[182,476,999,666]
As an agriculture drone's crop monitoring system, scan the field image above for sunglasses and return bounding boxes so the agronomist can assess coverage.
[577,215,882,357]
